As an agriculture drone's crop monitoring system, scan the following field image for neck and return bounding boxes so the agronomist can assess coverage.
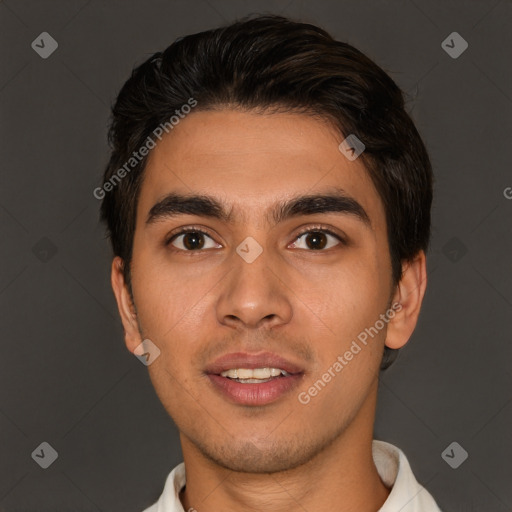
[179,383,389,512]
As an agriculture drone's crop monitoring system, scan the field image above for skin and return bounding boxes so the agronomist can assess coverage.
[111,110,427,512]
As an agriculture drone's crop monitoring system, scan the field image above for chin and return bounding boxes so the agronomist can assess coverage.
[194,435,322,475]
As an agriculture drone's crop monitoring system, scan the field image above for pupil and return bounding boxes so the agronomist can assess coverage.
[183,232,204,250]
[306,231,327,250]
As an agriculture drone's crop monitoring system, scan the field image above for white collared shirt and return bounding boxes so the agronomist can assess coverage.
[142,440,442,511]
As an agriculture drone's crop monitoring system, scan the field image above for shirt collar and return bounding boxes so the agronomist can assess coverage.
[372,440,442,511]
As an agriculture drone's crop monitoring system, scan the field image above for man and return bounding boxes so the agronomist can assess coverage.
[99,14,442,511]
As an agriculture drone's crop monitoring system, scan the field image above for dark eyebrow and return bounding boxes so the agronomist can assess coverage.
[270,190,371,229]
[146,189,372,229]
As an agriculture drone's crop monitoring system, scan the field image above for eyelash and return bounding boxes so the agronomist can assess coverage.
[165,224,347,252]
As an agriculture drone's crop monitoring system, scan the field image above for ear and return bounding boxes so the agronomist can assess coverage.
[111,256,143,354]
[385,250,428,350]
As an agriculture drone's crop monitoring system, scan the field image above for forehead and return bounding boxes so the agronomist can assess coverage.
[137,110,385,228]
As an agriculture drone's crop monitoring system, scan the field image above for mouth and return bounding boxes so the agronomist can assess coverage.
[204,352,305,406]
[219,367,292,383]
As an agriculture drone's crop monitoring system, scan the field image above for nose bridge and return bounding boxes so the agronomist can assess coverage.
[216,240,292,328]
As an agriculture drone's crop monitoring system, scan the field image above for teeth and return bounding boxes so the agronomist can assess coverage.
[220,368,290,379]
[234,378,274,384]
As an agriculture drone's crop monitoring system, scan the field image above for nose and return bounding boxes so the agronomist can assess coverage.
[215,247,293,330]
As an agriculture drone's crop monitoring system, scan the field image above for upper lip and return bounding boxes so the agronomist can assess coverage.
[204,352,305,375]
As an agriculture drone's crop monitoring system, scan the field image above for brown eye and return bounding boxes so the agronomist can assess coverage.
[290,229,343,250]
[169,230,220,251]
[304,231,328,250]
[182,232,205,250]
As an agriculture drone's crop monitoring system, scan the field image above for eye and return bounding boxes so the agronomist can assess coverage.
[289,228,344,250]
[166,226,345,252]
[167,228,221,251]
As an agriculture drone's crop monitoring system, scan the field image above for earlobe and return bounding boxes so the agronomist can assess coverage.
[110,256,142,353]
[385,251,428,350]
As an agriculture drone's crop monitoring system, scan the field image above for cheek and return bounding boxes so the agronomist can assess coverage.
[130,263,223,395]
[300,253,390,379]
[132,278,180,336]
[302,290,386,415]
[306,252,387,325]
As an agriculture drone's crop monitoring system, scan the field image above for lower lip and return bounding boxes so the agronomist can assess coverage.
[207,374,303,406]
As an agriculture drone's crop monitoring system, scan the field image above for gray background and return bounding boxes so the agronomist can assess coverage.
[1,0,511,510]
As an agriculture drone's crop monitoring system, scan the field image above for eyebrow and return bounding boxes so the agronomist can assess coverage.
[146,188,372,229]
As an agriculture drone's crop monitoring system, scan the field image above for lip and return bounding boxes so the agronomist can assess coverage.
[204,352,305,406]
[207,373,303,406]
[204,351,305,376]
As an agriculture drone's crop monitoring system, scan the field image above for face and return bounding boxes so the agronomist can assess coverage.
[115,110,402,473]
